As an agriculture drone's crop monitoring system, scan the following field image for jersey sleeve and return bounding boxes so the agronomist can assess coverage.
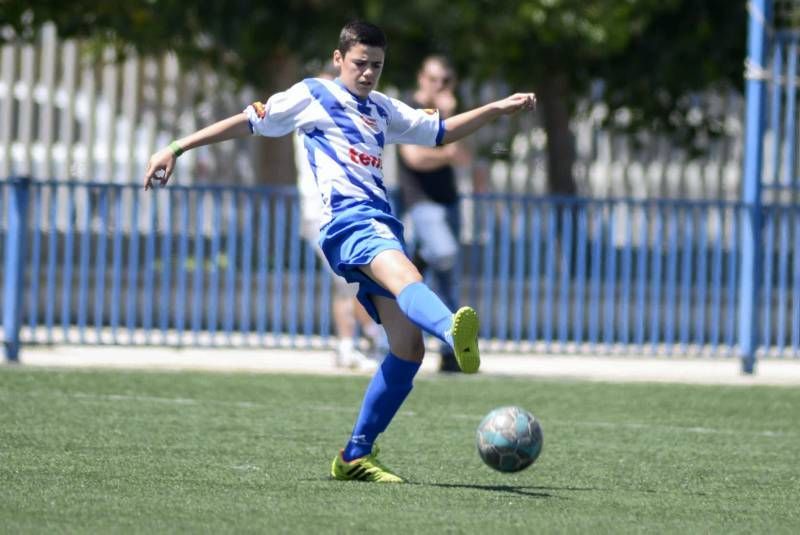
[244,82,313,137]
[384,97,446,147]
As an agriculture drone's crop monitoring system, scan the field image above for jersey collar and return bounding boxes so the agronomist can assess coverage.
[334,77,370,103]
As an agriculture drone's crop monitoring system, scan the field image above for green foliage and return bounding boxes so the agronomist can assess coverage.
[2,0,746,146]
[598,0,747,151]
[2,1,344,86]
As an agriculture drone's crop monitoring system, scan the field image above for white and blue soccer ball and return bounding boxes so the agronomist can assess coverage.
[476,406,543,473]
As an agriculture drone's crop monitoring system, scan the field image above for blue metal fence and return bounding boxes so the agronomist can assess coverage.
[2,177,799,360]
[462,196,748,355]
[1,179,338,350]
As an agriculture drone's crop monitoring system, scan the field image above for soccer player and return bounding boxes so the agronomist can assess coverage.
[296,61,385,371]
[143,20,536,483]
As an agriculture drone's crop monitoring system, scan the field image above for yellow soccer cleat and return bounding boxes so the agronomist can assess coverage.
[448,306,480,373]
[330,445,405,483]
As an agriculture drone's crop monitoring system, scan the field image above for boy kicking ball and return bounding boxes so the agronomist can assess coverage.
[143,20,535,483]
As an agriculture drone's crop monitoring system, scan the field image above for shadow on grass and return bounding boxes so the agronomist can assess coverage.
[308,478,601,499]
[309,477,706,499]
[414,482,600,498]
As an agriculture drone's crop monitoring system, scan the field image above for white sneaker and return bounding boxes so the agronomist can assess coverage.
[334,339,356,368]
[335,348,377,372]
[353,353,379,372]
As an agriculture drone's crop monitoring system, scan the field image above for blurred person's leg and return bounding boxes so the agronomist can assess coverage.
[433,202,461,309]
[304,217,373,371]
[408,201,461,372]
[354,297,388,360]
[331,269,375,370]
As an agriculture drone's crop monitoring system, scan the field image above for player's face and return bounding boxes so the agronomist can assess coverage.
[334,44,385,98]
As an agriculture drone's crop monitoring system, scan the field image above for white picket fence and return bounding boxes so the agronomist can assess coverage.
[0,23,259,188]
[0,23,745,199]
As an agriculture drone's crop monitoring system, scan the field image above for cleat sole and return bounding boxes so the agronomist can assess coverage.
[451,306,480,373]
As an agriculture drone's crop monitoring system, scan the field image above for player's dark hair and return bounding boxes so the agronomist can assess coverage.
[338,20,387,54]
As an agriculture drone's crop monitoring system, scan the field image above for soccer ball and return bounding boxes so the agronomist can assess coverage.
[476,406,543,473]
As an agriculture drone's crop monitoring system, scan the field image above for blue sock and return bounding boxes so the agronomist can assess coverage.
[342,353,421,462]
[396,281,453,345]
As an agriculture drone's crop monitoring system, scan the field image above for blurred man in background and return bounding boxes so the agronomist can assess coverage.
[397,55,477,373]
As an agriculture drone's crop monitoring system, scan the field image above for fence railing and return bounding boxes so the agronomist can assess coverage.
[3,178,799,360]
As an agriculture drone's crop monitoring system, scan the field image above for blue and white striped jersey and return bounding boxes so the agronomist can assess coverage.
[244,77,445,227]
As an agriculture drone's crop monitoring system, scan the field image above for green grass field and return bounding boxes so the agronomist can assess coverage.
[1,365,799,534]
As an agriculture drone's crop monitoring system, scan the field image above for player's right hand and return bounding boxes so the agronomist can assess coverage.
[143,148,176,191]
[495,93,537,115]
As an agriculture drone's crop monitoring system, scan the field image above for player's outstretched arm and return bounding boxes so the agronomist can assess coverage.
[441,93,536,145]
[143,112,252,190]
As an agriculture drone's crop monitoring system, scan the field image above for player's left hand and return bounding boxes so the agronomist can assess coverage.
[495,93,536,115]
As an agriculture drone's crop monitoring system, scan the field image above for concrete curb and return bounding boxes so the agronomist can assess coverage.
[4,345,800,386]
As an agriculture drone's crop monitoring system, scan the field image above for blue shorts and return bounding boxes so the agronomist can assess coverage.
[319,204,408,323]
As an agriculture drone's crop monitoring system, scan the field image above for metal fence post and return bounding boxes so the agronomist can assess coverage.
[3,177,31,362]
[739,0,770,374]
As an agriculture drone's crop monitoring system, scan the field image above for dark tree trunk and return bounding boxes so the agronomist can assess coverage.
[538,72,577,196]
[254,54,300,185]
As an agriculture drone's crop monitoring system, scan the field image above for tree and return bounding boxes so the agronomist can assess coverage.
[2,0,746,192]
[361,0,745,193]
